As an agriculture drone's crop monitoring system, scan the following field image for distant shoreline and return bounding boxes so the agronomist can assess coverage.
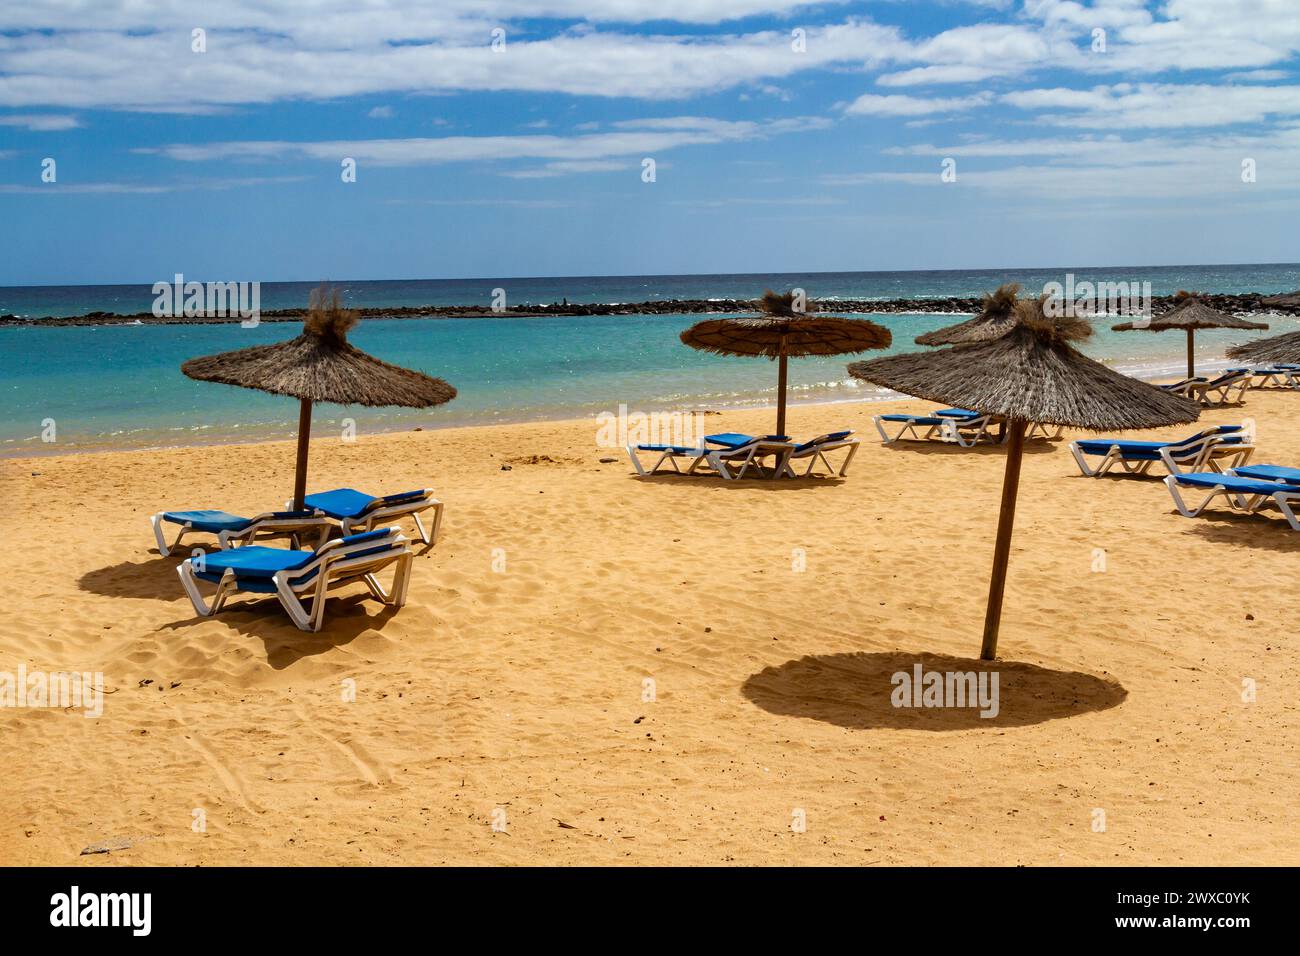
[4,291,1298,327]
[0,357,1233,461]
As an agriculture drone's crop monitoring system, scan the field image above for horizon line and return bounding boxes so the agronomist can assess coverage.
[4,260,1298,291]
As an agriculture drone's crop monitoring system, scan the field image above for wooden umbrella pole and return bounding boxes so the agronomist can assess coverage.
[980,419,1027,661]
[775,347,789,438]
[1186,328,1196,380]
[292,398,313,511]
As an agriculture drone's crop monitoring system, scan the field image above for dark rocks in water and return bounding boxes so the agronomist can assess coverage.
[1261,290,1300,309]
[6,292,1297,327]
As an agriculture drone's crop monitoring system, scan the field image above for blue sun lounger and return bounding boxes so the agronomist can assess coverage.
[178,527,414,631]
[702,433,796,480]
[151,508,332,556]
[1158,376,1206,392]
[1225,367,1298,390]
[1234,464,1300,484]
[627,432,795,479]
[780,430,859,477]
[630,430,858,478]
[1069,424,1251,478]
[873,408,996,447]
[302,487,443,545]
[1163,472,1300,530]
[625,441,709,476]
[1166,369,1252,406]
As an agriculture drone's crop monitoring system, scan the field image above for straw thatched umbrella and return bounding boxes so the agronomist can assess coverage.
[1112,291,1268,379]
[915,283,1020,346]
[1226,328,1300,366]
[182,286,456,509]
[681,291,891,436]
[848,300,1198,661]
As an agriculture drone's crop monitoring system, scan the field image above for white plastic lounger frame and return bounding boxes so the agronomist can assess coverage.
[1241,367,1300,391]
[1182,371,1252,407]
[151,510,331,557]
[1163,476,1300,530]
[1240,368,1293,390]
[625,443,709,477]
[289,489,443,546]
[873,413,995,448]
[781,437,860,478]
[178,528,414,632]
[708,438,795,480]
[1156,440,1254,477]
[343,489,442,546]
[1025,421,1064,441]
[1069,426,1252,478]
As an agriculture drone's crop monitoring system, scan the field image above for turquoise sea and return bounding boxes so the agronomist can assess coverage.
[2,265,1298,456]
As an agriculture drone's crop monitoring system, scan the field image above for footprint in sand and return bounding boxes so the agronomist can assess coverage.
[293,705,392,789]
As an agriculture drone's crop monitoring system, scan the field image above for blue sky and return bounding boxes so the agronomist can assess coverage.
[1,0,1298,285]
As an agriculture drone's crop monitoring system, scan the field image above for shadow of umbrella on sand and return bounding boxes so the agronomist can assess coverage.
[1112,290,1268,379]
[681,290,891,438]
[181,285,456,509]
[849,299,1199,661]
[914,282,1021,346]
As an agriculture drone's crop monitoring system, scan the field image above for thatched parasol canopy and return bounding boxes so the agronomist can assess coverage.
[182,285,456,508]
[852,310,1199,432]
[681,290,891,436]
[914,283,1020,346]
[1226,328,1300,366]
[849,300,1198,661]
[182,297,455,407]
[1112,291,1268,378]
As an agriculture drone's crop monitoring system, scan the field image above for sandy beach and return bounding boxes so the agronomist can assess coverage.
[2,392,1298,867]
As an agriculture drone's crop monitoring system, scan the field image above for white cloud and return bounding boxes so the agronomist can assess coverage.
[883,135,1120,158]
[1224,70,1291,83]
[1023,0,1152,30]
[0,2,848,35]
[2,2,1296,115]
[502,159,628,178]
[843,92,992,116]
[0,19,908,111]
[1065,0,1300,75]
[146,116,826,173]
[0,114,81,130]
[0,175,306,194]
[876,65,1006,87]
[828,124,1300,199]
[1004,83,1300,128]
[368,106,395,118]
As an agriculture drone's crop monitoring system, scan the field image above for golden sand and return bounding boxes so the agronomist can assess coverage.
[2,392,1297,865]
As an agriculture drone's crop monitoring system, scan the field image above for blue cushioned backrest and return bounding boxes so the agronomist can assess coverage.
[337,529,396,548]
[303,488,376,518]
[375,489,427,508]
[706,433,754,448]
